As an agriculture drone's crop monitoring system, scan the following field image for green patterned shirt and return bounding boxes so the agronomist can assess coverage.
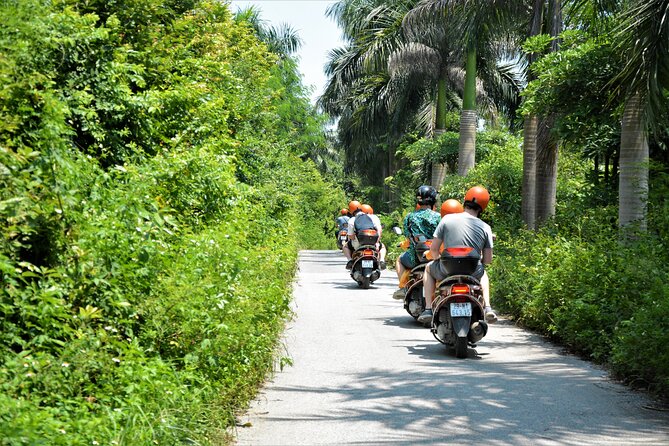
[403,208,441,264]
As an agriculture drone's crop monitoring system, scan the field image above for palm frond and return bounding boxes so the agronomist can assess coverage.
[388,42,441,80]
[613,0,669,125]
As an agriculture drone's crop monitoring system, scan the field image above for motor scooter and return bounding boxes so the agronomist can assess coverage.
[392,227,432,321]
[336,229,348,250]
[431,247,489,358]
[350,241,381,289]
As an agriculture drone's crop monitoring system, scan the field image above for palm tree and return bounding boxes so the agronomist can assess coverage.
[320,0,421,204]
[405,0,529,177]
[534,0,562,224]
[233,6,303,58]
[521,0,545,230]
[612,0,669,230]
[322,0,525,197]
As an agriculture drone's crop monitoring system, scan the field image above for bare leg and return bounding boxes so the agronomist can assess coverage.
[379,243,387,262]
[480,271,497,323]
[395,257,405,281]
[343,244,352,260]
[481,271,490,307]
[423,262,436,309]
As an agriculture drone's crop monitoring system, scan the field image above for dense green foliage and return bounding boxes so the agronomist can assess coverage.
[392,129,669,398]
[347,0,669,400]
[0,0,343,444]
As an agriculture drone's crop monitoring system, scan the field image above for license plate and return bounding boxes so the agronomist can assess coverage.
[361,260,374,268]
[340,236,347,241]
[450,302,472,317]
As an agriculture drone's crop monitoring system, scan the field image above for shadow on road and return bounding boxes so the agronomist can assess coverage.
[259,353,669,445]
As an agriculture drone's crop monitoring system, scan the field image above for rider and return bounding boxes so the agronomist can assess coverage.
[335,208,350,246]
[417,186,498,325]
[345,203,387,270]
[343,200,362,266]
[392,186,441,300]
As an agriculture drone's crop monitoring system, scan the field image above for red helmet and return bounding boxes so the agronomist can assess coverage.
[440,199,464,217]
[340,208,348,215]
[361,204,373,214]
[348,200,362,213]
[464,186,490,212]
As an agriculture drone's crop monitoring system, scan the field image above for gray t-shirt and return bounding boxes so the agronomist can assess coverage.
[432,212,493,258]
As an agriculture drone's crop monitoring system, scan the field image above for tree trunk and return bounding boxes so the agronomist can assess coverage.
[431,77,449,188]
[431,129,447,188]
[536,117,558,224]
[532,0,561,226]
[522,115,538,229]
[618,93,648,230]
[458,48,477,176]
[520,0,544,229]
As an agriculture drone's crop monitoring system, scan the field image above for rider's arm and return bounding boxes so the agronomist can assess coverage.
[428,237,442,261]
[482,248,492,265]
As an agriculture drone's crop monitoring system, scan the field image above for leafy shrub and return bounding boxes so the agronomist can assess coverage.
[0,1,344,444]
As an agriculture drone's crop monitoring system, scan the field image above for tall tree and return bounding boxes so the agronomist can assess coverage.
[405,0,529,177]
[534,0,562,224]
[521,0,544,230]
[613,0,669,230]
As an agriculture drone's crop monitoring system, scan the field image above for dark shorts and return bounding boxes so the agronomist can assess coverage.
[399,251,416,269]
[428,260,485,281]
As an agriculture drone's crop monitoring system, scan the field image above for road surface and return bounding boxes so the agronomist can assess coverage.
[234,250,669,445]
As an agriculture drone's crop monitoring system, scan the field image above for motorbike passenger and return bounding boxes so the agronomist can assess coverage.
[342,200,362,266]
[392,186,441,300]
[417,186,498,325]
[346,203,387,270]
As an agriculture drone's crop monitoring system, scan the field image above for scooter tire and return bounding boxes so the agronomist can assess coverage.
[454,336,468,358]
[360,277,371,289]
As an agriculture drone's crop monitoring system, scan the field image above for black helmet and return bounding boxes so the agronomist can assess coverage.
[416,185,437,206]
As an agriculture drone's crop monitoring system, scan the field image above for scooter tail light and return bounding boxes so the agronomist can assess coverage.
[445,247,474,257]
[363,249,374,256]
[451,284,470,295]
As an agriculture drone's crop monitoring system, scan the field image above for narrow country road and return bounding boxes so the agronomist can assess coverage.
[234,250,669,446]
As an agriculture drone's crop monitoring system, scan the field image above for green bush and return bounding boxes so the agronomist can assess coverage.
[0,0,344,444]
[414,125,669,398]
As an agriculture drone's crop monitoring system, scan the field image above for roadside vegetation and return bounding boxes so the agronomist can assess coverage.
[325,0,669,399]
[3,0,668,444]
[0,0,343,444]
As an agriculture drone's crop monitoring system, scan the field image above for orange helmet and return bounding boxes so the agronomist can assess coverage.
[361,204,373,214]
[340,208,348,215]
[464,186,490,212]
[440,199,464,217]
[348,200,362,213]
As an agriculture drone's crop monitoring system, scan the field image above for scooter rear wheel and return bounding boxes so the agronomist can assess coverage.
[360,277,371,289]
[454,336,468,358]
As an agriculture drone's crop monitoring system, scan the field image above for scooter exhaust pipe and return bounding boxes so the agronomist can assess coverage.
[468,321,488,344]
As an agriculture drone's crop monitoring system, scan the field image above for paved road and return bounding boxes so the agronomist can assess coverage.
[234,250,669,445]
